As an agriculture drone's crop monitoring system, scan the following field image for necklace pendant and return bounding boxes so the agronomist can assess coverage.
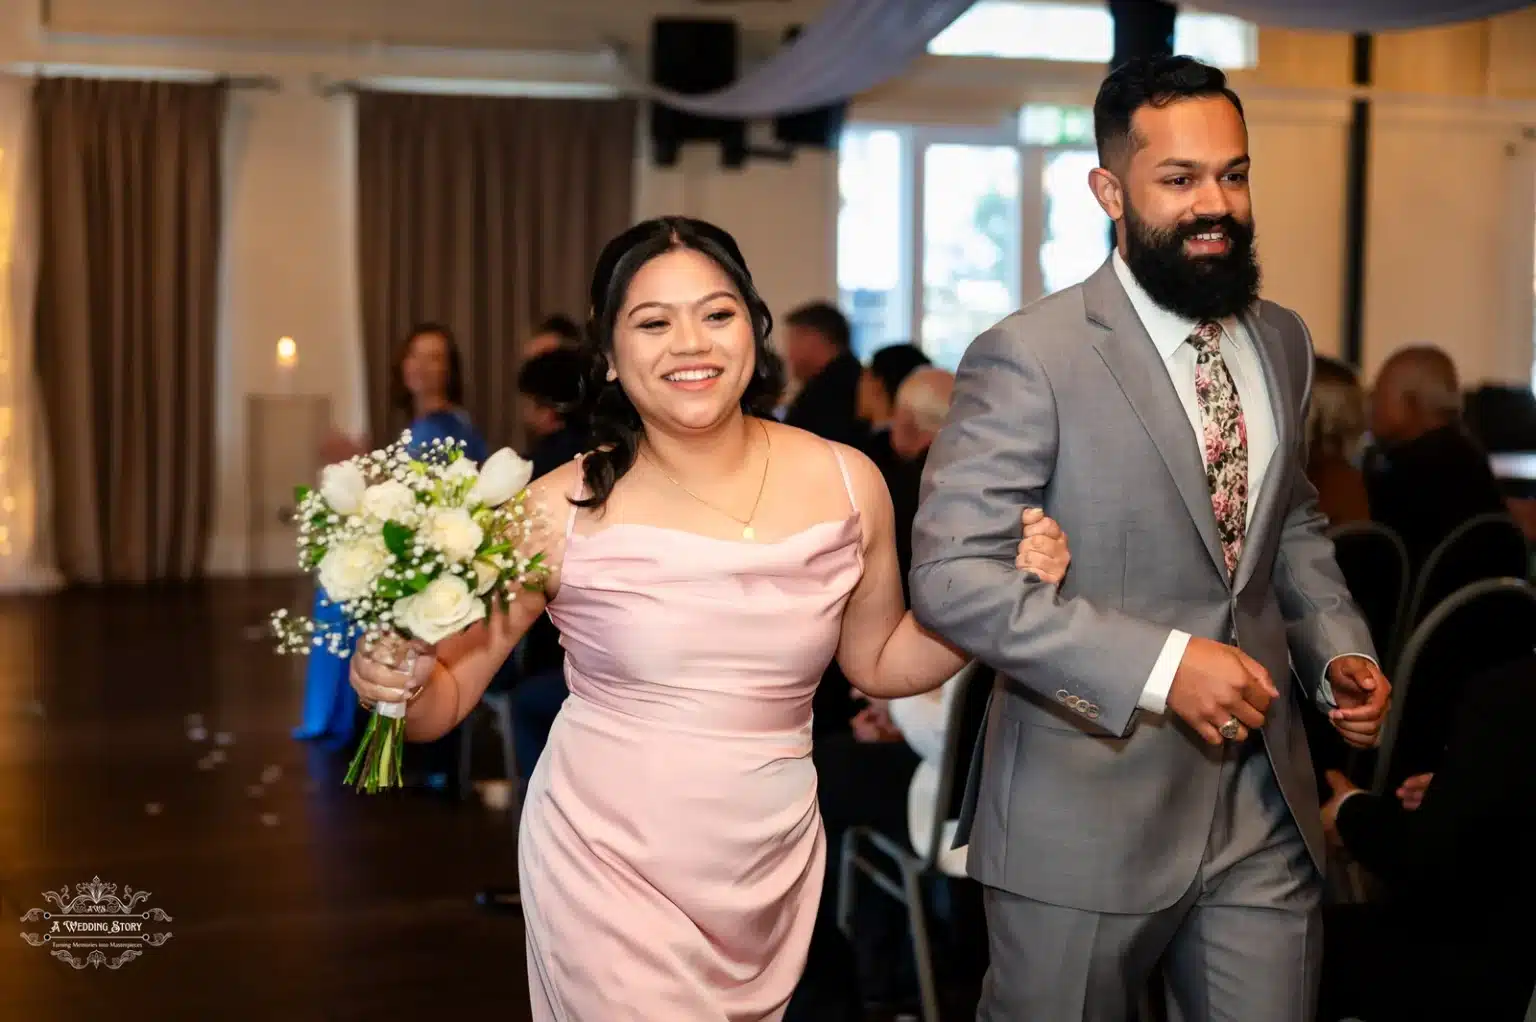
[742,525,755,541]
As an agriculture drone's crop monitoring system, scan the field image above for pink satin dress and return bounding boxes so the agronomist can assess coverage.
[517,446,864,1021]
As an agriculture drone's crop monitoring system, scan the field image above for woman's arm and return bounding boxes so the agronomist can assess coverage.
[836,447,1071,699]
[348,461,577,741]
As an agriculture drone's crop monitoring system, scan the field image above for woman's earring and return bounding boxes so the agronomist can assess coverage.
[605,367,618,383]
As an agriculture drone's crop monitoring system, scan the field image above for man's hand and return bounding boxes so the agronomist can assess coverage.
[1326,655,1391,749]
[1015,508,1071,585]
[851,699,902,744]
[1396,772,1434,811]
[1165,637,1279,745]
[1321,768,1362,846]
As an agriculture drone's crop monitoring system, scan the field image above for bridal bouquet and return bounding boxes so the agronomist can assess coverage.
[270,431,549,793]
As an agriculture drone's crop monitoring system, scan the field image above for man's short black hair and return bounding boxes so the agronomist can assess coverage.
[1093,55,1245,171]
[785,301,852,351]
[534,314,581,344]
[517,346,584,409]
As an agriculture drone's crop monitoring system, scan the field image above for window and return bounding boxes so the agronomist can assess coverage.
[837,128,913,361]
[837,111,1110,369]
[929,1,1258,70]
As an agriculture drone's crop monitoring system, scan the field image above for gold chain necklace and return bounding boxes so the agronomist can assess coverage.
[640,419,771,541]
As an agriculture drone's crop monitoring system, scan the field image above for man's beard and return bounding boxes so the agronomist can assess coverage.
[1122,205,1261,322]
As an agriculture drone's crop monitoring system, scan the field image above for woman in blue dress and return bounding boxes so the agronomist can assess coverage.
[293,322,487,744]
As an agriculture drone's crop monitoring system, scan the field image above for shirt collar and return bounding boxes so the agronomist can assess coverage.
[1111,249,1239,362]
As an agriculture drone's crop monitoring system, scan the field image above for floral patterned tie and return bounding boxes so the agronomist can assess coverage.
[1189,321,1248,578]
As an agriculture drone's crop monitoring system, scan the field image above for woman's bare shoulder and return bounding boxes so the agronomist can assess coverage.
[760,419,891,525]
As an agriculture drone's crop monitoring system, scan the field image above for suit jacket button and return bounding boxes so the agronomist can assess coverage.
[1086,706,1100,719]
[1055,689,1070,703]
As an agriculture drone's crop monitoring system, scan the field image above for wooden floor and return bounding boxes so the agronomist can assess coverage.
[0,580,530,1021]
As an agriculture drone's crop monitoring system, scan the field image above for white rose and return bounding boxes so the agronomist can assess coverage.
[361,479,418,523]
[393,574,486,644]
[443,458,479,484]
[318,461,367,515]
[467,448,533,508]
[316,536,389,602]
[423,506,484,563]
[472,559,499,596]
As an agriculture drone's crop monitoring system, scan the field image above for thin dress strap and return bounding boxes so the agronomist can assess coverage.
[828,443,858,515]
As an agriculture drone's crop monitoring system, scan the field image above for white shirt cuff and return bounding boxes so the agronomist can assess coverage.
[1317,653,1376,713]
[1139,630,1190,715]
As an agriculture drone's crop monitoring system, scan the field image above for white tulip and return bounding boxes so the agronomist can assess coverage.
[361,479,418,524]
[467,448,534,508]
[423,506,484,563]
[316,536,389,602]
[393,574,486,645]
[318,461,367,515]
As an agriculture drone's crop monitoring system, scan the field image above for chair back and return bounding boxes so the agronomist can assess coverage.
[1372,577,1536,793]
[1405,512,1530,630]
[1327,521,1411,669]
[922,662,994,870]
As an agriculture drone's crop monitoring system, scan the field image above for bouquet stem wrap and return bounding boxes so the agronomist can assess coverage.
[343,633,417,793]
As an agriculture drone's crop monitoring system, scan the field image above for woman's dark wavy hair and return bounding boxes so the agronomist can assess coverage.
[569,216,784,511]
[389,321,465,416]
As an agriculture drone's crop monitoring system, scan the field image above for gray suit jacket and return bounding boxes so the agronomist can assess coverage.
[909,259,1374,916]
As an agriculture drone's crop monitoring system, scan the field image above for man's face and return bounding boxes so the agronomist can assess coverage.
[783,324,832,384]
[521,400,562,440]
[1093,95,1261,321]
[1368,376,1414,447]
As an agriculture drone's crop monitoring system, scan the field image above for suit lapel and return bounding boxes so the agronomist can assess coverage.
[1233,307,1297,594]
[1082,261,1227,581]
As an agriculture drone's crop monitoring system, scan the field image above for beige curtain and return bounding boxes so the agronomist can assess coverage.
[355,91,637,451]
[33,78,227,584]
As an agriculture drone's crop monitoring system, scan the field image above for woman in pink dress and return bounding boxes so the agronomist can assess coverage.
[348,217,1071,1021]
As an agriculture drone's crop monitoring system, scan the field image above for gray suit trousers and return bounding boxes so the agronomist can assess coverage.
[976,737,1323,1022]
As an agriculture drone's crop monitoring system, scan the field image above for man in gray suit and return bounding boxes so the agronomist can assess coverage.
[909,56,1392,1021]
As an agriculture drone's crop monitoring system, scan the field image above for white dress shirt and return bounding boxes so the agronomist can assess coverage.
[1111,252,1339,714]
[888,669,969,875]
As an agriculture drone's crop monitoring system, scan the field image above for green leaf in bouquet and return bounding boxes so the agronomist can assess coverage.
[382,521,414,558]
[521,551,548,589]
[406,564,439,593]
[295,484,312,504]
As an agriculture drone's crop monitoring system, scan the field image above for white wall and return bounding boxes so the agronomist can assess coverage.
[1363,102,1535,384]
[207,88,366,575]
[1243,98,1351,359]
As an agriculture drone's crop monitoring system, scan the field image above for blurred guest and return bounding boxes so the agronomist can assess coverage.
[858,342,931,434]
[518,346,587,477]
[296,323,486,751]
[782,301,867,449]
[1305,356,1371,527]
[1365,345,1506,570]
[476,346,589,915]
[523,313,581,360]
[784,303,873,738]
[881,367,954,604]
[1317,653,1536,1021]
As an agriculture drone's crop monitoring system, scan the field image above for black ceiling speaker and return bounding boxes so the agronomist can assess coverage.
[1109,0,1177,69]
[649,18,748,168]
[772,25,846,150]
